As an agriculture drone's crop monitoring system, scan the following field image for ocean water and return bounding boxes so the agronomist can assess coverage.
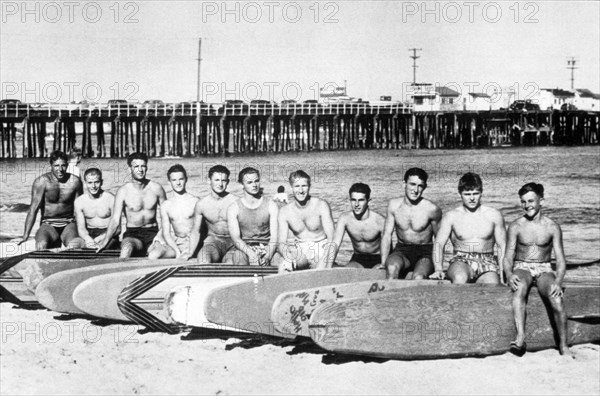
[1,146,599,273]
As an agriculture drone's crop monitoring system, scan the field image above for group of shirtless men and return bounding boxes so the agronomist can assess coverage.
[15,150,571,356]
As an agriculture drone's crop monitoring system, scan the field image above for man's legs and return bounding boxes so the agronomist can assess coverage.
[385,252,412,279]
[511,269,533,348]
[537,272,572,356]
[413,257,434,280]
[60,223,85,248]
[120,237,143,258]
[34,224,60,250]
[446,259,471,284]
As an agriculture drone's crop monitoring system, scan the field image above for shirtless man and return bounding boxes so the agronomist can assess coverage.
[153,164,199,259]
[16,150,84,249]
[430,172,506,284]
[504,183,571,356]
[226,167,281,266]
[73,168,119,249]
[97,152,167,259]
[331,183,385,268]
[381,168,442,279]
[278,170,335,272]
[186,165,237,262]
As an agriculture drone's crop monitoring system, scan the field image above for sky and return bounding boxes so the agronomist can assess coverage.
[1,0,599,103]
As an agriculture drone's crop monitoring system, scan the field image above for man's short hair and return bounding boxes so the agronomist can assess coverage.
[289,170,311,185]
[167,164,187,179]
[404,167,428,184]
[208,165,230,179]
[458,172,483,193]
[238,167,259,183]
[83,167,102,180]
[49,150,68,164]
[518,182,544,198]
[349,183,371,200]
[127,152,148,166]
[69,147,82,159]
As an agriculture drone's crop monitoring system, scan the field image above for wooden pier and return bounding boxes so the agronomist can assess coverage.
[0,103,598,159]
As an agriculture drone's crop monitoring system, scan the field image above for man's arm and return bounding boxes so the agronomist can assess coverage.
[160,202,180,257]
[277,208,290,261]
[330,214,348,266]
[185,201,204,260]
[265,201,279,263]
[17,177,45,245]
[153,184,168,244]
[551,223,567,297]
[430,212,453,279]
[380,202,396,267]
[430,204,443,235]
[504,222,519,290]
[493,210,507,283]
[97,187,125,252]
[320,200,336,268]
[227,203,258,265]
[74,198,95,247]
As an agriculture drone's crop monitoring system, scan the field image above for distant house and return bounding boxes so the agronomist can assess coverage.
[409,83,439,111]
[535,88,575,110]
[436,87,461,111]
[408,84,463,111]
[463,93,491,111]
[573,89,600,111]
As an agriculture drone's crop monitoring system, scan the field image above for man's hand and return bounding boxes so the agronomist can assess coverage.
[12,237,27,246]
[508,274,520,291]
[429,271,446,280]
[550,282,564,298]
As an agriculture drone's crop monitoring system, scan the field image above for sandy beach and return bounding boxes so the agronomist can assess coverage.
[1,301,599,395]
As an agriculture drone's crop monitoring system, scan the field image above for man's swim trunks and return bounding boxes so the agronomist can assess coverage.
[514,261,554,284]
[350,252,382,269]
[174,235,190,256]
[202,235,235,261]
[391,243,433,268]
[281,238,331,271]
[87,227,119,249]
[40,217,75,237]
[449,251,499,280]
[87,227,107,239]
[123,226,159,255]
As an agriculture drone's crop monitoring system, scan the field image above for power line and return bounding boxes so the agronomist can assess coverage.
[408,48,422,84]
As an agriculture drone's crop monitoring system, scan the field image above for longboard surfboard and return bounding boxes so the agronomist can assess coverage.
[309,283,600,359]
[203,268,387,339]
[271,279,449,337]
[1,247,120,308]
[118,265,278,333]
[35,259,174,314]
[73,265,279,327]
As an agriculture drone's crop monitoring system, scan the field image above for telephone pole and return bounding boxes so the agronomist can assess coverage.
[409,48,422,84]
[196,38,202,102]
[567,57,578,90]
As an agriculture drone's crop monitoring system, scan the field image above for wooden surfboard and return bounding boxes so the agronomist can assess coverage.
[35,259,174,314]
[1,248,120,308]
[118,265,278,334]
[203,268,387,339]
[73,265,278,326]
[271,279,449,337]
[309,283,600,359]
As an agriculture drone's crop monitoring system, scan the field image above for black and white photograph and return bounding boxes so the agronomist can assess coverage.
[1,1,599,394]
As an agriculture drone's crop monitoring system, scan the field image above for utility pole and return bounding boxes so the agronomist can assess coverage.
[409,48,422,84]
[196,38,202,102]
[567,57,577,90]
